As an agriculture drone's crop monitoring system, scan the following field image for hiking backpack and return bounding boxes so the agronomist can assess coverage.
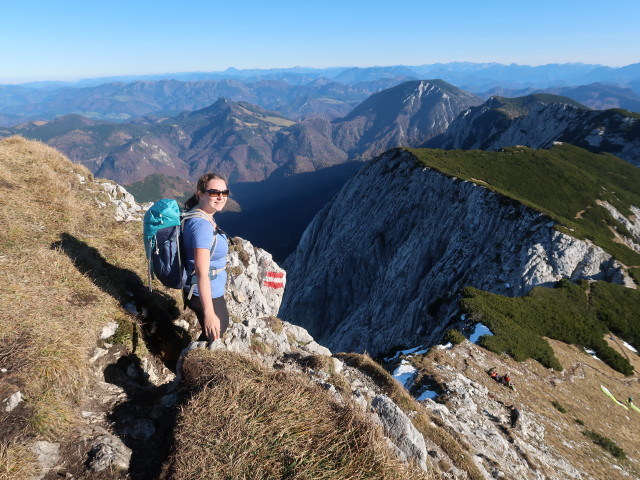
[143,199,218,292]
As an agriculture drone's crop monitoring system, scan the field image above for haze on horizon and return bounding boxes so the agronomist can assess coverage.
[2,0,639,84]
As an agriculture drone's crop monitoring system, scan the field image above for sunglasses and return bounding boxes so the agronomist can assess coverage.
[204,189,230,197]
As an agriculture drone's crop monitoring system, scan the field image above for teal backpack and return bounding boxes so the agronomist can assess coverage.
[143,199,216,292]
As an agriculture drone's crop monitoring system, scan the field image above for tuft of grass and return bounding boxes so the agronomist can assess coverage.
[263,315,284,334]
[575,419,585,426]
[161,349,431,480]
[106,313,136,346]
[250,337,274,355]
[0,443,38,480]
[551,400,567,413]
[583,430,626,459]
[406,144,640,267]
[229,237,251,267]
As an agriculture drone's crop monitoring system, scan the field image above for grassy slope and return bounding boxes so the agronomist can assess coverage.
[490,94,587,118]
[406,144,640,267]
[0,136,151,478]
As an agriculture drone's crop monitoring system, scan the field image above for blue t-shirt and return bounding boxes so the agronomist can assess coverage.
[182,216,228,298]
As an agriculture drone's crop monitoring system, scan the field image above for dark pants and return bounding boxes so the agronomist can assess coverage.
[183,292,230,341]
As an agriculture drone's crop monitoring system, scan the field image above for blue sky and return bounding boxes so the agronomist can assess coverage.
[2,0,639,83]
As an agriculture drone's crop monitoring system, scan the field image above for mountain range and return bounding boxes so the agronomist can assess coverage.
[3,62,640,127]
[4,80,482,185]
[4,58,640,476]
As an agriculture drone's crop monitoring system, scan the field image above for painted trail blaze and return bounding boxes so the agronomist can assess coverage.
[264,271,285,289]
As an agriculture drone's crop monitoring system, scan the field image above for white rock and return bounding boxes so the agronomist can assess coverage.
[371,394,428,470]
[89,347,108,363]
[88,434,131,472]
[100,322,118,340]
[174,319,191,331]
[303,341,331,356]
[32,441,60,480]
[284,323,314,344]
[4,391,23,412]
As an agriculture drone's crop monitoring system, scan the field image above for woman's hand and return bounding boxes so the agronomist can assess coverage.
[203,311,221,341]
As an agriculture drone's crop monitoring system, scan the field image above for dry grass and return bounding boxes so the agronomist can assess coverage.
[0,137,150,476]
[0,442,38,480]
[161,349,433,480]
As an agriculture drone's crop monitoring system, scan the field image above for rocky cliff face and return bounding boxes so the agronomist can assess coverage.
[427,96,640,167]
[279,149,631,355]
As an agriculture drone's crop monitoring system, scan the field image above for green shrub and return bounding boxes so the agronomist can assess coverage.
[444,329,466,345]
[575,419,585,426]
[461,280,634,375]
[551,400,567,413]
[583,430,626,459]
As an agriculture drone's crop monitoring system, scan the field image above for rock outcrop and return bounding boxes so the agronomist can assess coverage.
[279,149,631,355]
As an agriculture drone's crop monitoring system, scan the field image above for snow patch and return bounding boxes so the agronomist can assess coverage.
[584,348,602,361]
[384,344,429,362]
[392,360,418,389]
[416,388,438,401]
[469,323,493,344]
[623,341,638,354]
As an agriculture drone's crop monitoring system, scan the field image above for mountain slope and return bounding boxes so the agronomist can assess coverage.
[333,80,482,158]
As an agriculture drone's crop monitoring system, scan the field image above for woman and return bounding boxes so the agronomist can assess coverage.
[182,173,230,342]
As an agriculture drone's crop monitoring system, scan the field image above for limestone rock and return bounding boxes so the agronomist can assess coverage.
[91,181,147,222]
[371,394,428,470]
[88,434,132,472]
[3,391,23,412]
[226,237,286,320]
[32,441,60,480]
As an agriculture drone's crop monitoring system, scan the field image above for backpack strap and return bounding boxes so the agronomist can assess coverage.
[147,237,155,292]
[182,209,223,300]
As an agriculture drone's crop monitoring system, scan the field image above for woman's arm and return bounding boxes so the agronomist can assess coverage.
[194,247,220,341]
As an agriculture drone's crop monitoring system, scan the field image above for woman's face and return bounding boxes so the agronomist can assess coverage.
[198,178,228,213]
